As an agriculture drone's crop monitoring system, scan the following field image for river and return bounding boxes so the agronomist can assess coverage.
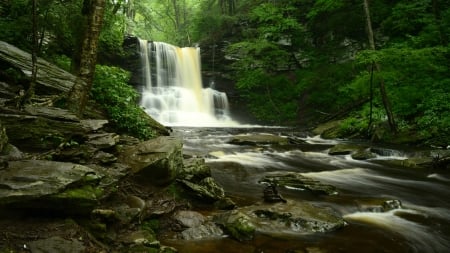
[162,126,450,253]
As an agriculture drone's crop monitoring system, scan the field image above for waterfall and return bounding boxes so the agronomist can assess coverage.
[138,39,237,127]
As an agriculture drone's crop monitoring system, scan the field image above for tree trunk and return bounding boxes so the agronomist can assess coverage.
[19,0,38,107]
[67,0,106,117]
[363,0,397,133]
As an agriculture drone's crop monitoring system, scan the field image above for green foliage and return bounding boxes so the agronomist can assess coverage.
[92,65,155,140]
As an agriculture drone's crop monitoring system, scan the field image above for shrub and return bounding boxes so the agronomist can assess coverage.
[92,65,156,140]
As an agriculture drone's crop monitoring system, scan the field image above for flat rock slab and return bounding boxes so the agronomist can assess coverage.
[238,201,346,236]
[229,134,289,146]
[0,160,99,205]
[260,172,338,195]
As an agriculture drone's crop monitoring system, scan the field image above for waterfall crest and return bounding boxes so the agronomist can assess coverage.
[138,39,237,127]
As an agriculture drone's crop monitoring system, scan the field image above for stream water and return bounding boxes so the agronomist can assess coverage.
[163,127,450,253]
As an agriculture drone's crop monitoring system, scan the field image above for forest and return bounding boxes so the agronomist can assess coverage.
[1,0,449,146]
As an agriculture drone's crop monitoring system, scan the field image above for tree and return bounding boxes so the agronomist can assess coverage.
[67,0,106,117]
[363,0,397,133]
[18,0,39,106]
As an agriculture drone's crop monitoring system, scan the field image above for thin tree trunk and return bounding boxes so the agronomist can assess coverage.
[363,0,397,133]
[67,0,106,117]
[19,0,38,106]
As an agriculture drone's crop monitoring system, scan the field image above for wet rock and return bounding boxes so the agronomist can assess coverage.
[237,201,346,236]
[260,173,338,195]
[28,236,85,253]
[178,177,225,202]
[351,149,376,160]
[173,210,205,228]
[118,229,159,247]
[145,198,178,217]
[118,136,183,185]
[181,221,224,240]
[382,199,402,212]
[214,210,256,241]
[229,133,289,146]
[214,197,237,210]
[328,144,362,155]
[179,158,211,181]
[263,184,287,203]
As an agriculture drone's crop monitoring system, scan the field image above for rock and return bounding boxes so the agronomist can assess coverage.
[145,198,178,217]
[259,173,338,195]
[126,195,146,210]
[0,120,7,153]
[351,149,376,160]
[263,184,287,203]
[0,109,88,151]
[178,177,225,202]
[0,41,76,94]
[118,230,159,247]
[229,133,289,146]
[0,160,104,213]
[80,119,109,132]
[214,210,256,241]
[382,199,402,212]
[180,222,224,240]
[118,136,183,185]
[328,144,362,155]
[237,201,346,236]
[214,197,237,210]
[24,105,79,122]
[28,236,85,253]
[179,158,211,181]
[87,133,120,150]
[173,210,205,228]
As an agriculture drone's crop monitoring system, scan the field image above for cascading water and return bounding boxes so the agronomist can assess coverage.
[138,39,237,127]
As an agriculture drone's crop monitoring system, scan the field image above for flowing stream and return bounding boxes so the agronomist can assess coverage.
[136,39,450,252]
[162,127,450,253]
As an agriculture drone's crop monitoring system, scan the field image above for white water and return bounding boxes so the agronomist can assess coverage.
[138,39,239,127]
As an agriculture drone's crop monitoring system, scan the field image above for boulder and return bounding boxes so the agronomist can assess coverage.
[229,133,289,146]
[118,136,183,185]
[180,222,224,240]
[233,201,346,236]
[0,108,87,151]
[28,236,85,253]
[0,41,75,94]
[178,177,225,202]
[0,160,104,213]
[260,172,338,195]
[328,143,362,156]
[179,158,211,181]
[214,210,256,241]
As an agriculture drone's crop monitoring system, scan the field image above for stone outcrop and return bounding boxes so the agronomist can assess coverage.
[0,160,106,214]
[118,136,183,185]
[0,106,88,151]
[0,41,75,94]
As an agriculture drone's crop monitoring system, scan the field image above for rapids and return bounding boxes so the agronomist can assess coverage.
[163,127,450,253]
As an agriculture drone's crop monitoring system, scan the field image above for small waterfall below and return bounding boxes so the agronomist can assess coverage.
[138,39,237,127]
